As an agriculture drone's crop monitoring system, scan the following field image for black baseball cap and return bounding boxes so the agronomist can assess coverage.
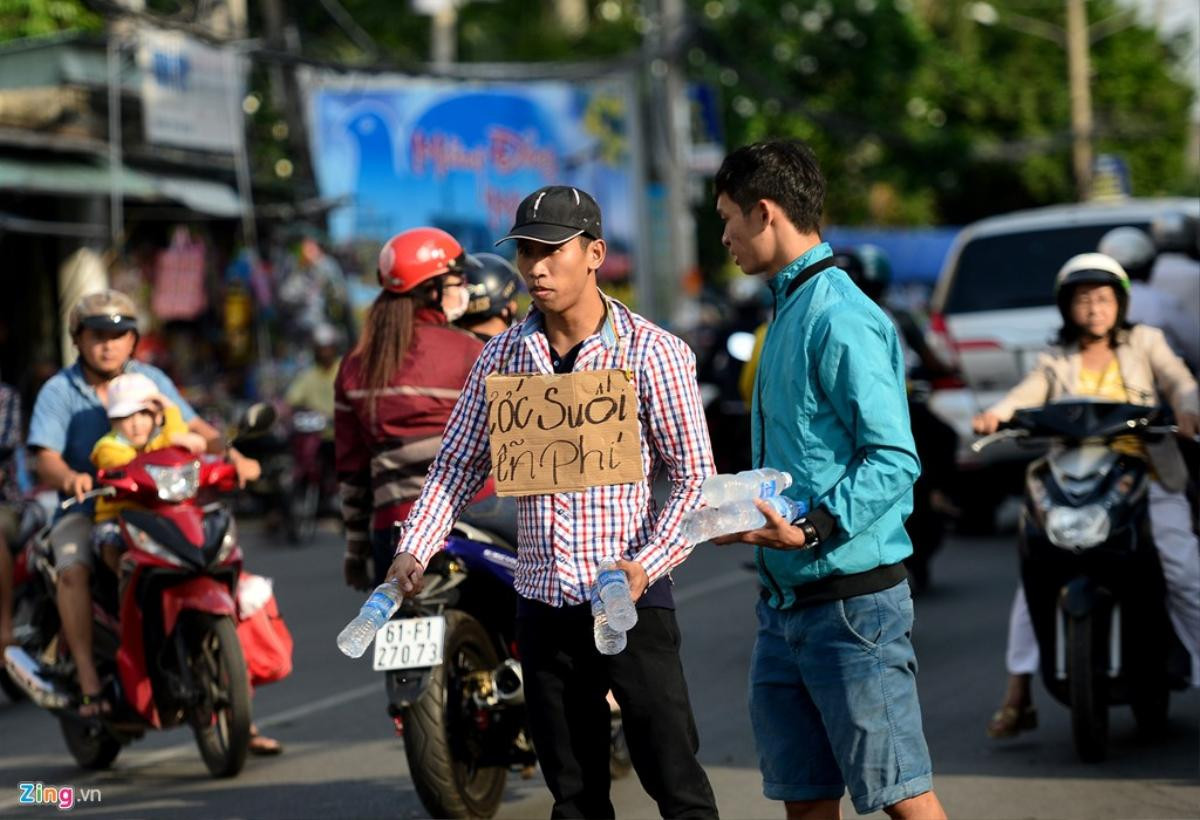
[496,185,603,246]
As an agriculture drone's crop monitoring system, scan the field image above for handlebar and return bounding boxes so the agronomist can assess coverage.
[971,423,1196,454]
[59,486,116,511]
[970,428,1026,454]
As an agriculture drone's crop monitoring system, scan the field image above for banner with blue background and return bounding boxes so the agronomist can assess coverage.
[301,71,639,282]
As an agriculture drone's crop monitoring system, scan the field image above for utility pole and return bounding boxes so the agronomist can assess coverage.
[647,0,694,324]
[1065,0,1093,201]
[431,4,457,69]
[259,0,313,193]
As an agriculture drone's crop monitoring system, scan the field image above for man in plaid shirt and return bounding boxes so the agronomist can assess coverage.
[387,186,719,819]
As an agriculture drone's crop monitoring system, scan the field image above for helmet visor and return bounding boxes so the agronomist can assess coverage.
[78,314,138,334]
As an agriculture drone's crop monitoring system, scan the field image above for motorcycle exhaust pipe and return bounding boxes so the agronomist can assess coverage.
[3,646,70,710]
[492,659,524,705]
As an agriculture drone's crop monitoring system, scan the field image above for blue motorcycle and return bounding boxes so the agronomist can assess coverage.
[373,506,630,819]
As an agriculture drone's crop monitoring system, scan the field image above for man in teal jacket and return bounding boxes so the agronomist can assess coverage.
[713,140,945,819]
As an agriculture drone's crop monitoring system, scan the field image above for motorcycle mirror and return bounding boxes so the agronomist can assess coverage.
[726,331,757,364]
[239,403,277,437]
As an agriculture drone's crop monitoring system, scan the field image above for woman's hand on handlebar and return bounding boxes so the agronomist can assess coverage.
[385,552,425,597]
[972,411,1001,436]
[61,471,93,502]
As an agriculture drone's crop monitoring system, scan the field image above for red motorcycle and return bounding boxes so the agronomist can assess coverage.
[288,409,335,544]
[3,408,272,778]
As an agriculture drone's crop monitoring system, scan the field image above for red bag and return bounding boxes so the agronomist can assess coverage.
[236,576,294,688]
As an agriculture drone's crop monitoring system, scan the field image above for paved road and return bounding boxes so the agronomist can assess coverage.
[1,519,1196,818]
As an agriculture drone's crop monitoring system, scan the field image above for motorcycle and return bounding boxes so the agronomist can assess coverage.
[288,409,336,544]
[229,403,299,544]
[0,500,47,703]
[972,400,1191,762]
[2,405,274,777]
[375,514,631,819]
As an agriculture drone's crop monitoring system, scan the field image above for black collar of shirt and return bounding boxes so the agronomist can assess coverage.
[544,331,586,374]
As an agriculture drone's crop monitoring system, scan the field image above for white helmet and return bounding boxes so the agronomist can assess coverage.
[1053,253,1130,326]
[1098,226,1155,281]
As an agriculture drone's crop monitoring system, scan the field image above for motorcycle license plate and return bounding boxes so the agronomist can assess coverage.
[372,616,446,671]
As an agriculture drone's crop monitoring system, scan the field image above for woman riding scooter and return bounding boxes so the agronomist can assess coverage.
[973,252,1200,738]
[336,228,491,590]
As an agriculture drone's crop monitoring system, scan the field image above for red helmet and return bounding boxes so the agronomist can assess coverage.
[377,227,469,293]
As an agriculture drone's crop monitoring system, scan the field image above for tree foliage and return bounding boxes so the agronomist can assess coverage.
[2,0,1194,227]
[0,0,101,41]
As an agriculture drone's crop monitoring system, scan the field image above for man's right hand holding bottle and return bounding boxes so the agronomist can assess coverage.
[385,552,425,596]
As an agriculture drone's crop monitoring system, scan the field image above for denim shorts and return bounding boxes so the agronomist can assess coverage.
[749,580,933,814]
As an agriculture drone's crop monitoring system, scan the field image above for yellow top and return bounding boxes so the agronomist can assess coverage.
[285,360,340,439]
[90,405,190,521]
[739,324,769,410]
[1076,359,1146,461]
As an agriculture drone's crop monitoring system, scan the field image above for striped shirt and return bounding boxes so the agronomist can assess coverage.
[394,295,715,606]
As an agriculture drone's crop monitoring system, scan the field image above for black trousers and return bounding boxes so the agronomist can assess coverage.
[516,600,719,820]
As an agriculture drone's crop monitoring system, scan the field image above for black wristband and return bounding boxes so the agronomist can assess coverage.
[806,507,838,542]
[795,518,820,548]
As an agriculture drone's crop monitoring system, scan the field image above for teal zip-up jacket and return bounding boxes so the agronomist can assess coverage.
[752,242,920,609]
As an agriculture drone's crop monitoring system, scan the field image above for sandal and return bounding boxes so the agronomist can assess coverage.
[987,704,1037,738]
[77,692,112,719]
[249,726,283,756]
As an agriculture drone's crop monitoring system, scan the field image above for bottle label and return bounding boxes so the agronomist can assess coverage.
[758,479,778,498]
[362,592,396,622]
[597,567,627,591]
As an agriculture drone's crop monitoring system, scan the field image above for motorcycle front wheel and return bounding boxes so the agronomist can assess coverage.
[291,480,320,544]
[403,610,507,819]
[60,716,122,770]
[188,614,252,778]
[1068,611,1108,763]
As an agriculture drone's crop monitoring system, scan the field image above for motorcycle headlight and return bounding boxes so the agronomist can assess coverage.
[123,522,187,567]
[215,517,238,565]
[146,461,200,502]
[1045,504,1111,550]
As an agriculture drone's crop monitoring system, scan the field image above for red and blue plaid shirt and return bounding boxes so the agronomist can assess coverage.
[394,295,715,606]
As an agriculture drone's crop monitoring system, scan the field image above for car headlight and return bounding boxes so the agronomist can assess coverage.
[123,522,187,567]
[146,461,200,502]
[1045,504,1111,550]
[215,517,238,565]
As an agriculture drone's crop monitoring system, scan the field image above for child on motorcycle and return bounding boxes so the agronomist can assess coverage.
[973,252,1200,738]
[89,373,207,573]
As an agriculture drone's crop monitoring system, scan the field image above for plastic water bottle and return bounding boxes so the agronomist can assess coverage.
[592,596,628,655]
[681,496,809,544]
[681,507,724,545]
[337,580,403,658]
[594,559,638,632]
[702,469,793,506]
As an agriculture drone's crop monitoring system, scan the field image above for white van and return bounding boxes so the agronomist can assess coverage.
[926,197,1200,524]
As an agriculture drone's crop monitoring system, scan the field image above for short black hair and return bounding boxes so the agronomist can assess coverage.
[714,139,825,234]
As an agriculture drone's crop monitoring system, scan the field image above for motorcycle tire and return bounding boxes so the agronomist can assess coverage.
[188,615,252,778]
[1067,612,1108,763]
[291,481,319,544]
[59,716,121,770]
[403,610,507,819]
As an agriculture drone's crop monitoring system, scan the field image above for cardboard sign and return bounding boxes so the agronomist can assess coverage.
[485,370,645,496]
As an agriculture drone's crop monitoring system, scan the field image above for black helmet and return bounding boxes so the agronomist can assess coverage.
[459,253,523,322]
[833,244,892,301]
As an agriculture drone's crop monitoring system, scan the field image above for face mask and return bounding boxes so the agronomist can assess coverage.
[443,286,469,322]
